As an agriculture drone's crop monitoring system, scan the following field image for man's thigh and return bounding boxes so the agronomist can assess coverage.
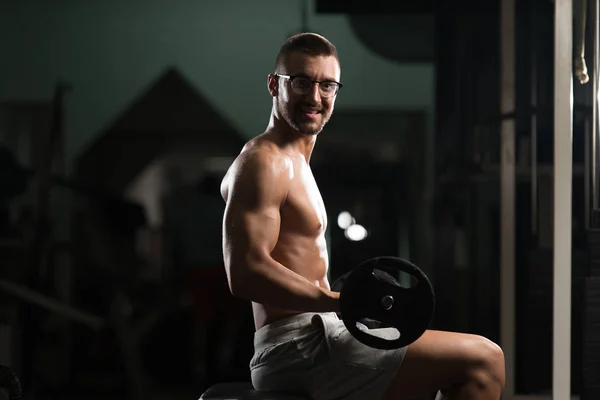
[382,329,504,400]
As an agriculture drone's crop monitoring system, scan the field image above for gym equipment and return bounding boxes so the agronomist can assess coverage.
[575,0,590,84]
[0,365,22,400]
[0,143,145,228]
[0,284,185,400]
[335,256,435,350]
[0,279,106,330]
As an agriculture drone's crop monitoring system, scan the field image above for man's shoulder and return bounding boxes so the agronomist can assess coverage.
[233,139,290,176]
[224,141,291,202]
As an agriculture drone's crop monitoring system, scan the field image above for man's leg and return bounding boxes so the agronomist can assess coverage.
[383,330,505,400]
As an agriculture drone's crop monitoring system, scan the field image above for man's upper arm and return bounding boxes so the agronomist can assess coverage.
[223,151,290,272]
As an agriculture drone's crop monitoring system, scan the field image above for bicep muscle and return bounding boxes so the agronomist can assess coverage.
[223,151,290,266]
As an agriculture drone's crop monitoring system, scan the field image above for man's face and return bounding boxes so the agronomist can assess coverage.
[270,52,341,136]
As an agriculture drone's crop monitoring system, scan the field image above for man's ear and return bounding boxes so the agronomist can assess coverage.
[267,74,278,97]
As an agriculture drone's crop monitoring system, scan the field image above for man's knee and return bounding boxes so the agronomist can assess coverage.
[467,335,506,389]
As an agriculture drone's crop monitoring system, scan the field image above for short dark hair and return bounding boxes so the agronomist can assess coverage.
[274,32,339,73]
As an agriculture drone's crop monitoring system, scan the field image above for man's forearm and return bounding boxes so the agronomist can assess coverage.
[229,258,340,313]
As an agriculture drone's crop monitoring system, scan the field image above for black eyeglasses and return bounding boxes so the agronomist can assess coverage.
[275,74,343,98]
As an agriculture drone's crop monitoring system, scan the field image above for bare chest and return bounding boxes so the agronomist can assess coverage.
[281,166,327,236]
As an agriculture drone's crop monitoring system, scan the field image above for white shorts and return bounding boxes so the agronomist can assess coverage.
[250,312,407,400]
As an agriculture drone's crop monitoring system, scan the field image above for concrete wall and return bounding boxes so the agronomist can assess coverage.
[0,0,434,170]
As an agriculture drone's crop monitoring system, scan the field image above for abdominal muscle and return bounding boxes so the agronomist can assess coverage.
[252,231,330,330]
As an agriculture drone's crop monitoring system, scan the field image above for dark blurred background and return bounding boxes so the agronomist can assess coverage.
[0,0,593,399]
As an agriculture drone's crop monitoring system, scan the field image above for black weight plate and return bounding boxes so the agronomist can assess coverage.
[339,256,435,350]
[331,269,352,293]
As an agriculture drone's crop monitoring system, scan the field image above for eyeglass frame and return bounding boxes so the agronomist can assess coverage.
[274,73,343,98]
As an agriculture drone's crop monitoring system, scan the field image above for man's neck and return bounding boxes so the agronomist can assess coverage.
[266,112,317,163]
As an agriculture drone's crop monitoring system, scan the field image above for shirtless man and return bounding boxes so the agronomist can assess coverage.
[220,33,505,400]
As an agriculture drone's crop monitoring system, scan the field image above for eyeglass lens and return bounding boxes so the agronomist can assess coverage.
[291,77,339,97]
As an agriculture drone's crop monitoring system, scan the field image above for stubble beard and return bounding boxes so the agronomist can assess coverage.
[281,104,330,136]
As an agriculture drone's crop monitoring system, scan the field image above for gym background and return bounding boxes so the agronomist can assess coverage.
[0,0,594,399]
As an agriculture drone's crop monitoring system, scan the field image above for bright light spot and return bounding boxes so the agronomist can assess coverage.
[345,224,368,241]
[337,211,355,229]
